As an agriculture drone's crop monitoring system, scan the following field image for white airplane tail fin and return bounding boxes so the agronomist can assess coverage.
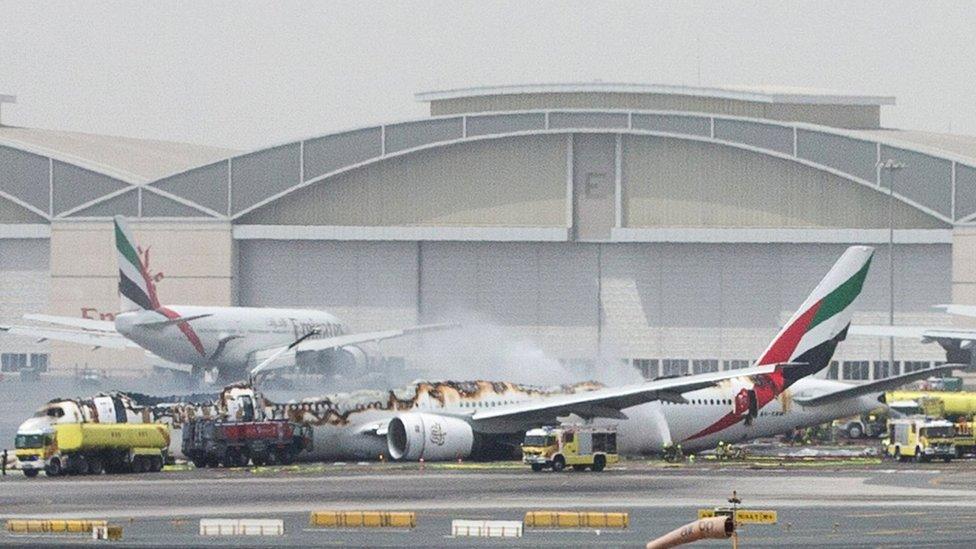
[114,216,160,312]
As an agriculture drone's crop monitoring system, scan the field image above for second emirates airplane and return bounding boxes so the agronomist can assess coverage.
[1,216,454,382]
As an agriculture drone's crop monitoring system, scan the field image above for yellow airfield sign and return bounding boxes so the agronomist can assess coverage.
[698,508,777,524]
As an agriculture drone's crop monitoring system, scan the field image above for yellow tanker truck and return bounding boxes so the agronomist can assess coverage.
[885,391,976,420]
[14,422,170,478]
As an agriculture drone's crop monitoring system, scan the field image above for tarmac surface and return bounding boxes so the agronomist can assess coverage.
[1,461,975,547]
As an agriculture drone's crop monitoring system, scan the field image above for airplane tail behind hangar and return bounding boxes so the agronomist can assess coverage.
[755,245,875,385]
[114,215,161,313]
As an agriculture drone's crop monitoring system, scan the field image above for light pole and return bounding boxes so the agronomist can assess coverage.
[878,158,905,377]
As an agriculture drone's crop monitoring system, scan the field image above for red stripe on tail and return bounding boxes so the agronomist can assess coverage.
[756,299,823,366]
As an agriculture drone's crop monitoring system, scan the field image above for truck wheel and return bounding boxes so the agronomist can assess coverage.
[150,456,163,472]
[191,456,207,468]
[552,456,565,472]
[23,469,39,478]
[277,449,295,465]
[71,455,88,475]
[530,463,543,472]
[847,424,863,439]
[45,458,63,477]
[88,457,103,475]
[222,450,239,468]
[592,455,606,472]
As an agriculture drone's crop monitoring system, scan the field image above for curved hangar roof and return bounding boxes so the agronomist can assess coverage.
[2,83,976,239]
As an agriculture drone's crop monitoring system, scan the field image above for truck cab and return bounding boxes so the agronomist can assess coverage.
[13,421,55,478]
[521,426,618,472]
[884,417,955,463]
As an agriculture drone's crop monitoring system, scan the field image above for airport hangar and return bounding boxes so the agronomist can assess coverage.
[2,83,976,383]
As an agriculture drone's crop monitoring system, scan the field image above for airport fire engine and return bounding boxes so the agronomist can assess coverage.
[884,417,955,462]
[521,426,618,472]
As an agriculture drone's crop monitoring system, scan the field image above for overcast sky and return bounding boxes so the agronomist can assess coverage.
[1,1,974,151]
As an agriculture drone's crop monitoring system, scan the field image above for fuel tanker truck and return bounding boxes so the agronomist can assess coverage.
[14,422,170,478]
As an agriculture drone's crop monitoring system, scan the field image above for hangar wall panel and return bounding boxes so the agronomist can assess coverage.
[48,220,234,373]
[0,195,47,223]
[879,145,953,217]
[601,242,950,364]
[0,239,49,358]
[420,242,599,358]
[621,136,948,229]
[51,161,128,215]
[231,144,301,214]
[0,145,49,212]
[238,135,567,227]
[237,240,419,355]
[150,161,229,215]
[954,164,976,220]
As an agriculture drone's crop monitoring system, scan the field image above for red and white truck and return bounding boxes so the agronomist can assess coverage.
[182,419,312,468]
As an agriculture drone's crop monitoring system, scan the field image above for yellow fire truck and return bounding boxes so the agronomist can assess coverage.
[884,417,955,463]
[521,426,618,472]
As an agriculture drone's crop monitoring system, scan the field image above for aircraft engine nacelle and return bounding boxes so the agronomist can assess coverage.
[338,345,367,370]
[386,413,474,461]
[295,345,367,375]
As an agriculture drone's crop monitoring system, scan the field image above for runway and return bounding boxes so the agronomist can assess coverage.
[1,462,975,547]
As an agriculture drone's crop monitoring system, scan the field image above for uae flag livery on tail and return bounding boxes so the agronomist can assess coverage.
[686,245,874,441]
[115,216,160,312]
[755,245,875,384]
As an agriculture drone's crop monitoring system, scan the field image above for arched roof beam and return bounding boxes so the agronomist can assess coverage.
[219,110,969,226]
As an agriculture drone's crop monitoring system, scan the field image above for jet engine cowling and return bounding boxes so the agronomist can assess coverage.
[295,345,367,375]
[386,413,474,461]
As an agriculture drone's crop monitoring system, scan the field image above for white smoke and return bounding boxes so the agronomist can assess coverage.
[408,311,645,388]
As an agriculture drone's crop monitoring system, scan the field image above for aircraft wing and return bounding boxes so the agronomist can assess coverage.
[0,324,138,349]
[935,304,976,318]
[850,325,976,343]
[23,313,117,332]
[792,364,963,407]
[249,323,459,376]
[467,363,797,429]
[293,323,459,352]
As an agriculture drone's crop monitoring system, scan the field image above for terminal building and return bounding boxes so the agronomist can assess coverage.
[2,83,975,382]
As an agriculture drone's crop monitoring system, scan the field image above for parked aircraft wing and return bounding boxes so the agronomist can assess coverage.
[849,325,943,339]
[792,364,964,407]
[0,324,137,349]
[850,325,976,343]
[468,363,801,428]
[134,313,213,328]
[934,304,976,318]
[23,313,117,332]
[294,323,459,351]
[249,323,459,376]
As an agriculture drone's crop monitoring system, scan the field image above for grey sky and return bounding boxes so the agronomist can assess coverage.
[1,1,974,150]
